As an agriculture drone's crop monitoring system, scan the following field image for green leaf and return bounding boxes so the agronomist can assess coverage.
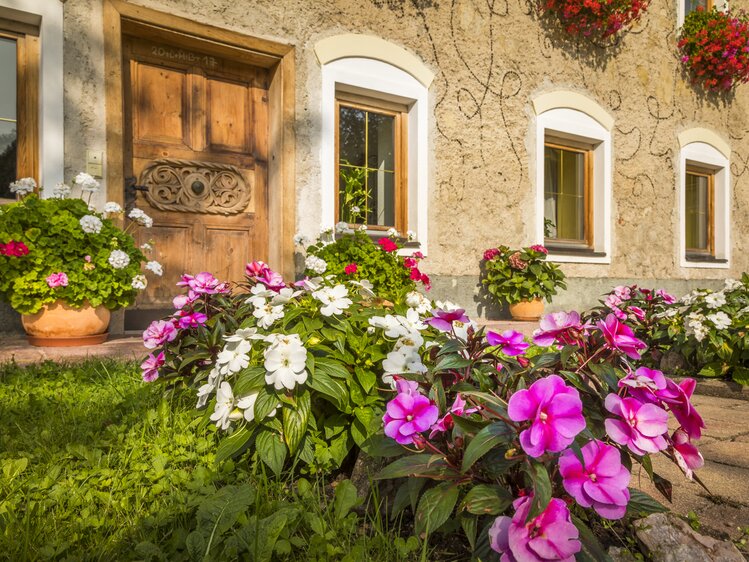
[1,457,28,480]
[460,514,478,551]
[415,482,459,535]
[308,369,350,410]
[333,479,360,520]
[626,489,668,517]
[376,454,457,480]
[459,484,512,515]
[733,366,749,385]
[572,515,613,562]
[256,430,287,476]
[282,391,310,455]
[314,356,351,378]
[215,426,252,464]
[461,422,512,472]
[525,462,552,521]
[196,484,256,537]
[434,354,471,371]
[254,389,280,421]
[233,367,267,395]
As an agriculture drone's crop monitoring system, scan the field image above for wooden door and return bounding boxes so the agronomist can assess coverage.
[123,36,269,327]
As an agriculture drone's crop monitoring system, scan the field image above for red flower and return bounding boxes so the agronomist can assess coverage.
[403,257,417,269]
[0,240,29,257]
[483,248,500,261]
[344,263,358,275]
[378,238,398,253]
[530,244,549,255]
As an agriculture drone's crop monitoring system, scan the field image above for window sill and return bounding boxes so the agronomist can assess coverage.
[685,254,728,264]
[545,244,607,258]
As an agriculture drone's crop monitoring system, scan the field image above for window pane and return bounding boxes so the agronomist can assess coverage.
[544,145,586,243]
[685,172,710,251]
[685,0,709,15]
[338,106,366,167]
[367,112,395,170]
[366,169,395,227]
[338,165,367,223]
[0,37,16,199]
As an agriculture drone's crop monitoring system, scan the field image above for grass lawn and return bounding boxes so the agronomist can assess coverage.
[0,360,424,562]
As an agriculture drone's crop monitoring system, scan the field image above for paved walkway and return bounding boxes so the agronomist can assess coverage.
[0,335,144,366]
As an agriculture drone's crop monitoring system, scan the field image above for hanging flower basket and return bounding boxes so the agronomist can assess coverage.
[540,0,651,41]
[678,7,749,92]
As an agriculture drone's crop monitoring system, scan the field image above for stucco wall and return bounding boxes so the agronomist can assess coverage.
[56,0,749,319]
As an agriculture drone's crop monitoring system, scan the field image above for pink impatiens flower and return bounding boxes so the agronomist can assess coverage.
[559,440,631,519]
[425,308,469,332]
[597,314,647,359]
[657,377,705,440]
[604,394,668,455]
[46,272,68,288]
[177,311,208,329]
[429,394,478,438]
[173,293,197,309]
[489,496,581,562]
[508,375,586,458]
[177,272,229,296]
[245,261,286,292]
[671,428,704,479]
[141,351,165,382]
[487,330,529,356]
[383,392,439,445]
[142,319,178,349]
[532,311,586,347]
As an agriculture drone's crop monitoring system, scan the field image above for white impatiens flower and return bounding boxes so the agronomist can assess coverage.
[313,285,352,316]
[140,242,153,252]
[406,291,431,315]
[725,278,743,291]
[704,291,727,309]
[305,255,327,274]
[210,382,243,430]
[104,201,123,214]
[245,283,276,308]
[79,214,103,234]
[271,287,302,305]
[9,177,36,196]
[145,260,163,276]
[369,309,426,339]
[264,334,308,390]
[131,275,147,290]
[196,367,221,408]
[237,393,259,422]
[253,302,285,329]
[216,338,252,375]
[707,311,731,330]
[51,182,71,199]
[108,249,131,269]
[382,346,427,387]
[685,312,708,342]
[128,208,154,228]
[350,279,376,298]
[224,327,263,343]
[74,172,100,192]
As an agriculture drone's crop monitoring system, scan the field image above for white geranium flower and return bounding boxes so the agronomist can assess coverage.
[128,208,153,228]
[351,205,361,214]
[707,311,731,330]
[386,227,399,237]
[725,278,743,291]
[210,382,243,430]
[305,255,327,275]
[407,230,417,241]
[293,233,309,247]
[253,302,285,329]
[131,274,147,290]
[264,334,308,390]
[140,242,153,252]
[358,224,367,232]
[335,221,350,233]
[216,338,252,375]
[51,182,71,199]
[704,291,727,309]
[145,260,163,276]
[108,249,130,269]
[406,291,431,315]
[79,215,103,234]
[313,285,353,316]
[9,177,36,196]
[104,201,122,214]
[74,172,100,192]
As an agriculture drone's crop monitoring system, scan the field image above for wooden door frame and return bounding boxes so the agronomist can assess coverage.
[103,0,296,280]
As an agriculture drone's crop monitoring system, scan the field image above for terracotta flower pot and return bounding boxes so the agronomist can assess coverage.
[21,300,111,347]
[508,298,544,321]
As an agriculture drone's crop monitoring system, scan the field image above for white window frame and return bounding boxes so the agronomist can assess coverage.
[0,0,64,191]
[320,57,429,255]
[534,107,612,264]
[678,141,730,268]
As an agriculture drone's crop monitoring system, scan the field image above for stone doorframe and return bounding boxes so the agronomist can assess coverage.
[103,0,296,284]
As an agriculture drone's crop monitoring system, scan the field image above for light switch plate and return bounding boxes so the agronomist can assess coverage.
[86,150,104,178]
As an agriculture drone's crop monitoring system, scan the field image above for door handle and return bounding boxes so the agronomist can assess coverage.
[125,176,149,193]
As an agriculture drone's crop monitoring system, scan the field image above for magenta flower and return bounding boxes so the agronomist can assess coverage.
[657,378,704,440]
[671,428,704,479]
[177,272,228,295]
[46,272,69,288]
[141,351,164,382]
[559,440,631,519]
[483,248,500,261]
[656,289,676,304]
[619,366,668,404]
[177,311,208,329]
[425,308,469,332]
[489,496,581,562]
[245,261,286,291]
[530,244,548,255]
[612,285,632,300]
[393,377,420,395]
[628,306,646,321]
[429,394,478,438]
[508,375,586,458]
[142,319,178,349]
[597,314,647,359]
[604,394,668,455]
[383,392,439,445]
[532,311,586,347]
[173,293,197,309]
[487,330,529,356]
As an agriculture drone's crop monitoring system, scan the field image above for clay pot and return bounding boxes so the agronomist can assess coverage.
[21,300,110,347]
[508,298,544,321]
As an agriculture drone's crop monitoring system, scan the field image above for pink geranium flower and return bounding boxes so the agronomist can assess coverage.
[530,244,548,255]
[486,330,529,356]
[559,440,631,519]
[489,496,581,562]
[46,272,68,288]
[429,394,478,438]
[383,392,439,445]
[532,311,586,347]
[671,428,704,479]
[344,263,358,275]
[597,314,647,359]
[177,311,208,329]
[483,248,500,261]
[508,375,586,458]
[141,351,164,382]
[425,308,469,332]
[142,319,178,349]
[604,394,668,455]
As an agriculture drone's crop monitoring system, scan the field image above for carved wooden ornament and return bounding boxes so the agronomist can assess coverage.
[138,158,252,215]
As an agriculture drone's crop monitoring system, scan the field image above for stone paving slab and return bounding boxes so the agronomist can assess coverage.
[0,335,145,366]
[475,319,538,337]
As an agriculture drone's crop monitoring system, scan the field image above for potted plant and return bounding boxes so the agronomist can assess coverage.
[540,0,651,41]
[678,7,749,91]
[0,174,162,346]
[480,244,566,320]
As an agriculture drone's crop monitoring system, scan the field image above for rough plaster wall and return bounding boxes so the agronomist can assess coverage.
[61,0,749,286]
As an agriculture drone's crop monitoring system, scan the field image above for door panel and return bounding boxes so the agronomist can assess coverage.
[123,36,269,327]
